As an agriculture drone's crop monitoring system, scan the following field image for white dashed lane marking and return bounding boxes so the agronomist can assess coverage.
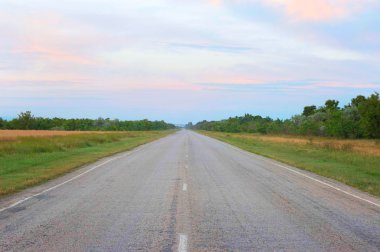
[178,234,188,252]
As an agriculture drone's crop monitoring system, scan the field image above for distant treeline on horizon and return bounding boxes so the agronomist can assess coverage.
[188,92,380,139]
[0,112,176,131]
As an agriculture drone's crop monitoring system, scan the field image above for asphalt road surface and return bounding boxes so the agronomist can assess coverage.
[1,130,379,251]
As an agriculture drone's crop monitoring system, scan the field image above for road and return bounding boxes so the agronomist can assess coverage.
[1,130,379,251]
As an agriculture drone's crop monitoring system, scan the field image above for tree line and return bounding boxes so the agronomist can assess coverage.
[0,111,176,131]
[189,92,380,139]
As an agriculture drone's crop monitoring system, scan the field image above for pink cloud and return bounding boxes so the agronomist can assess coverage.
[2,12,101,67]
[209,0,376,22]
[264,0,349,21]
[209,0,223,6]
[13,45,96,65]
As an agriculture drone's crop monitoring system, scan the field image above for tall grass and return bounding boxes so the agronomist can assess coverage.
[0,132,138,156]
[0,130,113,139]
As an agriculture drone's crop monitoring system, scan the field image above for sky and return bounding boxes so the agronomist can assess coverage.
[0,0,379,124]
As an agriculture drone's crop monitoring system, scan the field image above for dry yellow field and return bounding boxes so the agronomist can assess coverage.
[0,130,117,141]
[229,133,380,157]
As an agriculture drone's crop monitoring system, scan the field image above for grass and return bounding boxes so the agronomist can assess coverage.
[0,130,114,140]
[0,130,174,196]
[198,131,380,197]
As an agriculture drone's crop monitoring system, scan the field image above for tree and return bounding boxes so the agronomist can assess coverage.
[351,95,366,107]
[0,117,4,129]
[17,111,34,129]
[325,110,344,137]
[341,106,361,138]
[357,92,380,138]
[324,100,339,111]
[302,105,317,116]
[191,92,379,139]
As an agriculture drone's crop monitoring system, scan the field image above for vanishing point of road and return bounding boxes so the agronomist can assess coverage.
[1,130,379,251]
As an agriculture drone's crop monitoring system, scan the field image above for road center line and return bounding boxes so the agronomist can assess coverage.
[0,145,146,213]
[182,183,187,191]
[178,234,188,252]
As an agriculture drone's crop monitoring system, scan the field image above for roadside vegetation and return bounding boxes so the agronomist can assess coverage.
[199,131,380,197]
[190,92,380,139]
[0,111,176,131]
[0,130,174,196]
[191,93,380,196]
